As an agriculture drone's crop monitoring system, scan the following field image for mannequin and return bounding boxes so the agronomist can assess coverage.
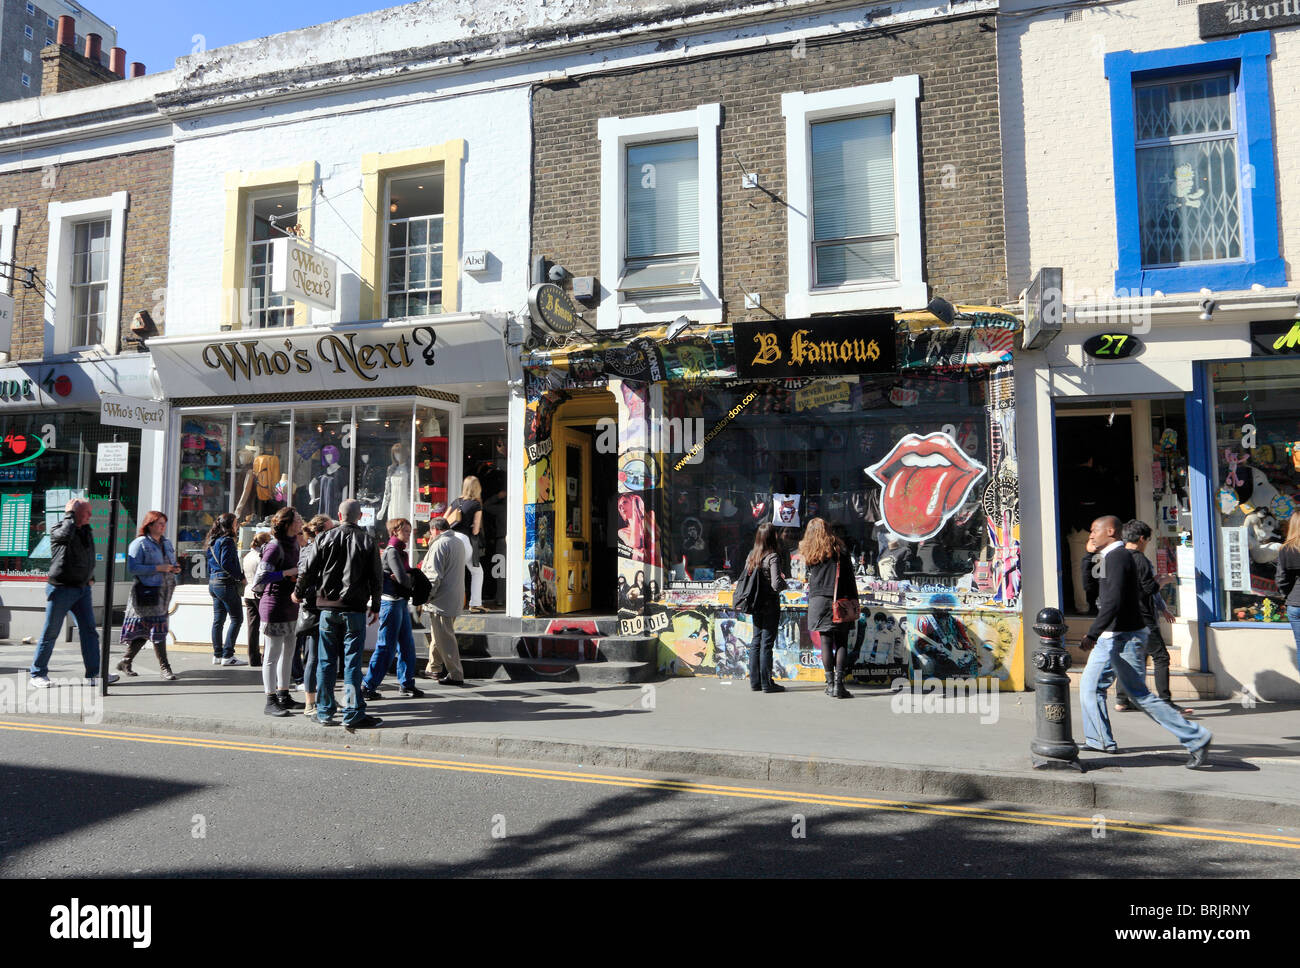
[357,453,383,503]
[308,444,347,518]
[378,442,411,521]
[234,443,271,523]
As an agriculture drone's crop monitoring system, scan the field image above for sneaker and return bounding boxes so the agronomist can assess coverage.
[221,657,246,666]
[303,702,316,718]
[212,656,223,665]
[397,685,425,698]
[361,687,384,701]
[316,716,339,727]
[344,714,383,731]
[29,675,52,689]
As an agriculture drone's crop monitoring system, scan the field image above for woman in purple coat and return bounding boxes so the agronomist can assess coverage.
[256,507,303,717]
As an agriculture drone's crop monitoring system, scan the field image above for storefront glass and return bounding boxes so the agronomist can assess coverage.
[0,411,139,582]
[1211,359,1300,623]
[660,372,997,593]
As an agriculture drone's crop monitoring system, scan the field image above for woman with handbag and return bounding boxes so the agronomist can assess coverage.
[446,475,486,613]
[255,507,303,717]
[742,523,787,694]
[204,512,246,666]
[801,517,860,699]
[119,511,182,680]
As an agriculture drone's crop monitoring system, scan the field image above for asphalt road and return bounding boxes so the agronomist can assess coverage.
[1,719,1298,879]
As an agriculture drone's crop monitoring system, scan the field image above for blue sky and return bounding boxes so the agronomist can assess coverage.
[91,1,401,75]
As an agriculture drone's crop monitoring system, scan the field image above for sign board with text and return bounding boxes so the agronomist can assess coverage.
[96,441,130,474]
[271,237,338,312]
[100,393,168,432]
[734,315,896,378]
[1199,0,1300,38]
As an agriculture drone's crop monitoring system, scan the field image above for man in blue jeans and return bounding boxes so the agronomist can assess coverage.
[29,499,118,688]
[1078,515,1211,768]
[294,499,382,729]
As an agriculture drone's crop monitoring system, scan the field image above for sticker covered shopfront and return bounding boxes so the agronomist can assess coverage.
[520,309,1026,690]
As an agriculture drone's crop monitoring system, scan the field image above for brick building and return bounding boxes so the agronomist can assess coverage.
[0,24,169,641]
[522,1,1026,690]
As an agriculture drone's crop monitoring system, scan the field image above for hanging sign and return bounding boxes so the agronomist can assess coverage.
[1249,319,1300,355]
[100,392,168,432]
[528,283,581,335]
[270,237,338,312]
[1083,332,1143,359]
[734,315,896,377]
[0,293,13,359]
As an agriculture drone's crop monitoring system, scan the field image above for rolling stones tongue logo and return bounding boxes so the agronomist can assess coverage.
[865,432,987,540]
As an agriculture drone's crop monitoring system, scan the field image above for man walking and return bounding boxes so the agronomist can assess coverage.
[294,499,382,729]
[30,499,118,688]
[1114,520,1194,716]
[1079,515,1211,767]
[421,516,466,686]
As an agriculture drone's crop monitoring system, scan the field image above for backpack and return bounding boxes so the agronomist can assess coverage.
[409,568,433,607]
[732,560,763,615]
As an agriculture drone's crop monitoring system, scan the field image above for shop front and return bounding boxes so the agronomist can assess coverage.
[0,354,164,641]
[1023,302,1300,700]
[520,309,1026,690]
[147,314,517,645]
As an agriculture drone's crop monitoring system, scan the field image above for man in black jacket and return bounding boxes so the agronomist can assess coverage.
[294,499,382,729]
[1078,516,1211,767]
[29,499,118,688]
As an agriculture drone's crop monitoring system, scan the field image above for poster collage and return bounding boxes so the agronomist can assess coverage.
[521,316,1024,690]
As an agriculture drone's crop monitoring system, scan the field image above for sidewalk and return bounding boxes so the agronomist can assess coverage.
[4,641,1299,827]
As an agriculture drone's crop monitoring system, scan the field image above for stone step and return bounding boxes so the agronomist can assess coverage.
[1063,665,1216,700]
[461,655,657,684]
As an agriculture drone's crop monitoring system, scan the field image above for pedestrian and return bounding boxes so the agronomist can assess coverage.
[740,522,786,693]
[295,514,334,719]
[241,530,272,668]
[255,507,304,717]
[421,515,466,686]
[29,499,116,688]
[446,475,486,613]
[361,519,424,700]
[205,512,246,666]
[1078,515,1212,767]
[294,499,383,730]
[800,517,859,699]
[1114,520,1193,716]
[118,510,182,681]
[1276,511,1300,673]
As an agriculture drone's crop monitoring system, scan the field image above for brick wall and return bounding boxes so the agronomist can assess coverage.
[40,42,118,96]
[0,146,172,360]
[531,12,1007,323]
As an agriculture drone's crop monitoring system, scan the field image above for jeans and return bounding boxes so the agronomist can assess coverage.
[1079,629,1210,753]
[301,630,319,698]
[317,609,368,726]
[209,582,243,659]
[364,600,416,691]
[1288,606,1300,674]
[748,612,778,689]
[30,583,100,679]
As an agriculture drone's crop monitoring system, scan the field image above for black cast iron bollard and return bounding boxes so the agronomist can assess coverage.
[1030,607,1082,771]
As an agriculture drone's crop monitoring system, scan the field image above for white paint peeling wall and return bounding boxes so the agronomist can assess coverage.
[998,0,1299,296]
[165,83,532,333]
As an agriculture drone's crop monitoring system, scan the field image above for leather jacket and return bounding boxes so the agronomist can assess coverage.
[294,522,381,613]
[48,513,94,587]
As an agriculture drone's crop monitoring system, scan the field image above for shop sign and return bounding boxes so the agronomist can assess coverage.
[0,431,45,467]
[1221,525,1250,592]
[1199,0,1300,38]
[270,237,337,312]
[0,377,34,402]
[528,283,581,335]
[0,293,13,359]
[1022,267,1062,350]
[100,393,168,432]
[1249,319,1300,355]
[734,315,896,378]
[1082,332,1143,360]
[96,441,130,474]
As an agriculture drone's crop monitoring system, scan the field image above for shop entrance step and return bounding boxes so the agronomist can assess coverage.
[447,623,659,683]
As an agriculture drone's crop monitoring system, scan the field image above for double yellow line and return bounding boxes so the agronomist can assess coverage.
[3,718,1298,851]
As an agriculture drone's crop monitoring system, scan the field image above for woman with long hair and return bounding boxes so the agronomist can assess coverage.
[241,530,273,667]
[799,517,859,699]
[742,522,787,693]
[296,514,334,719]
[119,511,182,680]
[1276,512,1300,672]
[447,475,486,613]
[255,507,303,717]
[204,512,245,666]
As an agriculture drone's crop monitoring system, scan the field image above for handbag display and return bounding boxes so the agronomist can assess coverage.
[831,555,860,625]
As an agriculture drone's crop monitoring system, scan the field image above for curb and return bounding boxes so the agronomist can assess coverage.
[29,707,1297,828]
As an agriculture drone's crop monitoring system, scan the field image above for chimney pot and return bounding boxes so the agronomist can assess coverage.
[109,47,126,77]
[85,33,102,62]
[56,15,75,47]
[130,62,145,78]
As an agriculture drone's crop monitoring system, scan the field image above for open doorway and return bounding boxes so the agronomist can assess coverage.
[464,422,507,608]
[1055,404,1136,615]
[552,392,618,615]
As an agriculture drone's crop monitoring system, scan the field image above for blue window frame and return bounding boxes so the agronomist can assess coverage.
[1105,33,1283,294]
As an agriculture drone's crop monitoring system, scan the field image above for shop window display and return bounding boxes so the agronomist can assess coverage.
[292,407,352,521]
[1211,360,1300,623]
[661,373,997,596]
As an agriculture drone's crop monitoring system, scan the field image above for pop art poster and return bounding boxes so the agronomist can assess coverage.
[900,609,1017,686]
[846,610,910,686]
[711,610,753,679]
[865,432,987,541]
[659,607,715,676]
[771,493,801,528]
[617,491,660,565]
[525,454,554,504]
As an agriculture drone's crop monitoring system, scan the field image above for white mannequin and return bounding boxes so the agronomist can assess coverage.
[378,442,411,521]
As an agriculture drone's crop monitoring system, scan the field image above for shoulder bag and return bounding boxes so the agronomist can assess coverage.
[831,555,860,625]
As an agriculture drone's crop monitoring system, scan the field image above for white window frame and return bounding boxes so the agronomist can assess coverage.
[26,2,35,14]
[24,25,33,39]
[46,15,55,28]
[781,76,926,316]
[382,167,445,320]
[1,208,19,297]
[245,187,298,329]
[597,103,722,331]
[44,191,128,356]
[22,49,32,63]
